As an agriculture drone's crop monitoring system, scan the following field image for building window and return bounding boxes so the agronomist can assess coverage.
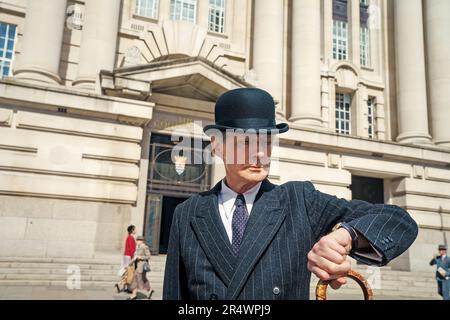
[208,0,225,33]
[332,0,348,61]
[0,22,16,78]
[335,93,351,135]
[360,0,370,66]
[360,26,370,66]
[351,175,384,204]
[170,0,197,23]
[367,97,375,139]
[135,0,159,19]
[333,20,348,60]
[360,0,369,6]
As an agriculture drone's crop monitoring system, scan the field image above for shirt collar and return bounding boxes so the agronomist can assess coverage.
[221,179,262,203]
[220,179,262,219]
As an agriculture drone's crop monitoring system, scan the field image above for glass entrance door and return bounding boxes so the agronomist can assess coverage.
[144,193,162,255]
[144,134,211,254]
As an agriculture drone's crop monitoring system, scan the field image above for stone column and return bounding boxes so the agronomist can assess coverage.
[328,78,337,132]
[159,0,171,21]
[321,77,330,129]
[14,0,68,84]
[349,0,361,67]
[322,0,333,64]
[252,0,284,115]
[394,0,432,144]
[73,0,121,90]
[375,95,386,140]
[359,84,369,138]
[197,0,210,30]
[289,0,322,127]
[424,0,450,147]
[132,127,151,236]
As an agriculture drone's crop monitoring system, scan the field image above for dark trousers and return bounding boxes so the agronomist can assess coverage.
[437,279,450,300]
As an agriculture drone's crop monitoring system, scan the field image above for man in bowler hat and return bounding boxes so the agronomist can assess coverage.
[163,87,418,300]
[430,244,450,300]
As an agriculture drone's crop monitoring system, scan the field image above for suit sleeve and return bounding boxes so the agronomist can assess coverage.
[301,181,418,266]
[163,204,188,300]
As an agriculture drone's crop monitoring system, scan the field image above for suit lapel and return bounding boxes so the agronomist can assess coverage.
[226,179,287,299]
[190,181,237,286]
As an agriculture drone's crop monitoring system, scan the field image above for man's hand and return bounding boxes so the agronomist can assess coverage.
[307,228,352,290]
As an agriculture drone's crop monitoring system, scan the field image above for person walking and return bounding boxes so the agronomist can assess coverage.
[128,236,154,300]
[115,225,136,293]
[430,244,450,300]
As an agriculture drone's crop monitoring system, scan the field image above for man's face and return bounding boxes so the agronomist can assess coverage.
[211,132,273,184]
[439,249,447,256]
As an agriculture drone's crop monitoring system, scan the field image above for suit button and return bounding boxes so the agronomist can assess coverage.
[273,287,280,295]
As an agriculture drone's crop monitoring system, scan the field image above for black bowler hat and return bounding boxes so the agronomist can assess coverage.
[203,88,289,134]
[439,244,447,251]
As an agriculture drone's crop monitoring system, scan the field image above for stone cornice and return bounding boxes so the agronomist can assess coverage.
[0,79,154,126]
[282,123,450,167]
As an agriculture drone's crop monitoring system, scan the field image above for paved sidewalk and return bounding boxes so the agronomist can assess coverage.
[0,286,159,300]
[0,285,429,300]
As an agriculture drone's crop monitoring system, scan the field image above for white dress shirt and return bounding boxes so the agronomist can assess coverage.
[218,180,262,243]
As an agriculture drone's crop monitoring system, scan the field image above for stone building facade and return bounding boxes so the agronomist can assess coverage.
[0,0,449,272]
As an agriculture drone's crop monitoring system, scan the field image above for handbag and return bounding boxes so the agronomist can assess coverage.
[143,261,151,273]
[437,267,447,278]
[126,265,135,285]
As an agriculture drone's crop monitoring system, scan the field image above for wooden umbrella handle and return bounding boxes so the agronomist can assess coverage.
[315,269,374,300]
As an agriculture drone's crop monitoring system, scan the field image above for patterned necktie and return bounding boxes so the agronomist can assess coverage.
[231,194,249,255]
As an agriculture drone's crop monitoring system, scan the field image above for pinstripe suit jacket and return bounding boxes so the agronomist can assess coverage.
[163,179,418,300]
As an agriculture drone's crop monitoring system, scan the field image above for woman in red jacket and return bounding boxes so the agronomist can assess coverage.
[115,225,136,293]
[124,225,136,260]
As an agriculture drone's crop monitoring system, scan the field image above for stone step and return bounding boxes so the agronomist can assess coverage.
[0,269,164,277]
[351,267,436,277]
[1,273,165,282]
[1,261,432,275]
[310,274,436,285]
[0,280,164,290]
[314,282,436,292]
[309,285,440,298]
[0,256,168,266]
[0,256,441,300]
[2,270,434,291]
[362,273,436,281]
[0,257,121,265]
[0,262,167,272]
